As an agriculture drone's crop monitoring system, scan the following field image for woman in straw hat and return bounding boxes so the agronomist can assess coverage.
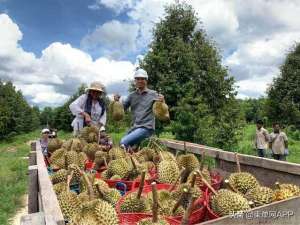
[69,81,107,135]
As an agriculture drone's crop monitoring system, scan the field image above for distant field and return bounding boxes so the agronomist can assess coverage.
[235,124,300,164]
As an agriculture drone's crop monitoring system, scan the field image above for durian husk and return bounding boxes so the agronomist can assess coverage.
[228,172,259,194]
[120,193,149,213]
[48,138,63,153]
[153,101,170,122]
[111,101,124,121]
[157,160,180,184]
[177,153,200,173]
[245,186,274,207]
[137,218,169,225]
[210,189,251,216]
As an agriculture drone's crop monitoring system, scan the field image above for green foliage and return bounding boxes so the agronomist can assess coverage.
[239,98,268,124]
[0,81,40,140]
[266,43,300,129]
[140,3,241,148]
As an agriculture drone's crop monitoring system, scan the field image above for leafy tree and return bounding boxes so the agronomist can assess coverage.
[0,80,40,139]
[239,98,267,123]
[140,3,241,148]
[266,43,300,129]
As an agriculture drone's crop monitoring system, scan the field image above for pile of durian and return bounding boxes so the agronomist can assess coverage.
[205,153,300,217]
[47,131,300,224]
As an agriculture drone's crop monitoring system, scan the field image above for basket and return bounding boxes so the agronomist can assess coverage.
[205,188,220,220]
[102,167,157,191]
[119,213,181,225]
[199,171,223,192]
[117,184,206,225]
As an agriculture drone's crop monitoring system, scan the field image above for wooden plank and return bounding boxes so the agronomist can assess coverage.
[36,141,65,225]
[161,139,300,175]
[199,196,300,225]
[29,151,37,166]
[20,212,45,225]
[28,165,39,213]
[31,141,37,151]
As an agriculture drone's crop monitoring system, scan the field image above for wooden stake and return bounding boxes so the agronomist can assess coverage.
[151,182,159,223]
[181,196,196,225]
[137,171,146,199]
[235,152,241,173]
[200,151,206,171]
[184,142,187,154]
[196,170,217,195]
[95,183,104,198]
[172,188,188,214]
[82,173,95,200]
[190,172,197,188]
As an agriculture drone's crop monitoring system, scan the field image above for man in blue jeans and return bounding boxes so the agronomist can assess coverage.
[117,68,165,150]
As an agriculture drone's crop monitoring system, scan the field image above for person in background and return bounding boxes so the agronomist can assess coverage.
[117,68,165,150]
[98,126,113,151]
[254,119,269,157]
[269,123,288,161]
[69,81,107,136]
[40,128,50,157]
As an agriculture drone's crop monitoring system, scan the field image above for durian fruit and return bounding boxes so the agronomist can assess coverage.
[273,182,300,201]
[62,139,74,151]
[48,138,63,153]
[172,183,203,209]
[94,151,108,170]
[95,183,121,207]
[67,164,82,184]
[93,178,110,193]
[110,175,122,180]
[135,147,156,162]
[77,191,90,204]
[177,153,200,174]
[157,160,180,184]
[57,187,81,221]
[111,101,125,121]
[108,147,126,160]
[101,170,110,180]
[80,126,99,143]
[70,138,84,152]
[153,101,170,122]
[50,148,66,169]
[94,199,119,225]
[83,143,101,160]
[120,172,148,213]
[245,186,274,207]
[187,166,211,187]
[50,169,68,184]
[210,189,251,216]
[138,182,170,225]
[65,151,78,168]
[228,172,259,194]
[77,152,88,170]
[53,182,67,195]
[107,158,130,179]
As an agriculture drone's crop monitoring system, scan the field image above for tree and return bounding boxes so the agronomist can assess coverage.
[140,3,242,148]
[266,43,300,129]
[239,98,267,123]
[0,80,40,139]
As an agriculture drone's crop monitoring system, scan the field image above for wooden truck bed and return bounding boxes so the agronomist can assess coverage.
[21,139,300,225]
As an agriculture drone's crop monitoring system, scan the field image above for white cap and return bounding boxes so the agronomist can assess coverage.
[134,69,148,80]
[100,126,106,132]
[42,128,50,134]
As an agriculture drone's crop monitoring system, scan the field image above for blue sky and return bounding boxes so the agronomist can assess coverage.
[0,0,300,107]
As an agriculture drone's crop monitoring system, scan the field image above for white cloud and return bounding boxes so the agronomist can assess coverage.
[0,13,136,107]
[81,20,139,59]
[88,0,134,13]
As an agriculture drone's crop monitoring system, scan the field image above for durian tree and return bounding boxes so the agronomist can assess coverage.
[266,43,300,129]
[140,3,242,149]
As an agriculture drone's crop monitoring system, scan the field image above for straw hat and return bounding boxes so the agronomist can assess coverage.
[86,81,104,92]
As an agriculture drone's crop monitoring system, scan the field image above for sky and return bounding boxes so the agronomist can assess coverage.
[0,0,300,107]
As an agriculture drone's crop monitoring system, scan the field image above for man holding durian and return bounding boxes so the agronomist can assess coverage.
[113,68,169,150]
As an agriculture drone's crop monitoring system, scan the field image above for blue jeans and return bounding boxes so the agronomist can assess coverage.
[120,127,154,148]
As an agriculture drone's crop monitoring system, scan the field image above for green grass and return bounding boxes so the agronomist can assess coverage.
[0,129,74,225]
[235,124,300,163]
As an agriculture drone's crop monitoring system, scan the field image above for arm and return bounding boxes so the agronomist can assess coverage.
[69,94,86,116]
[122,95,131,111]
[99,109,107,126]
